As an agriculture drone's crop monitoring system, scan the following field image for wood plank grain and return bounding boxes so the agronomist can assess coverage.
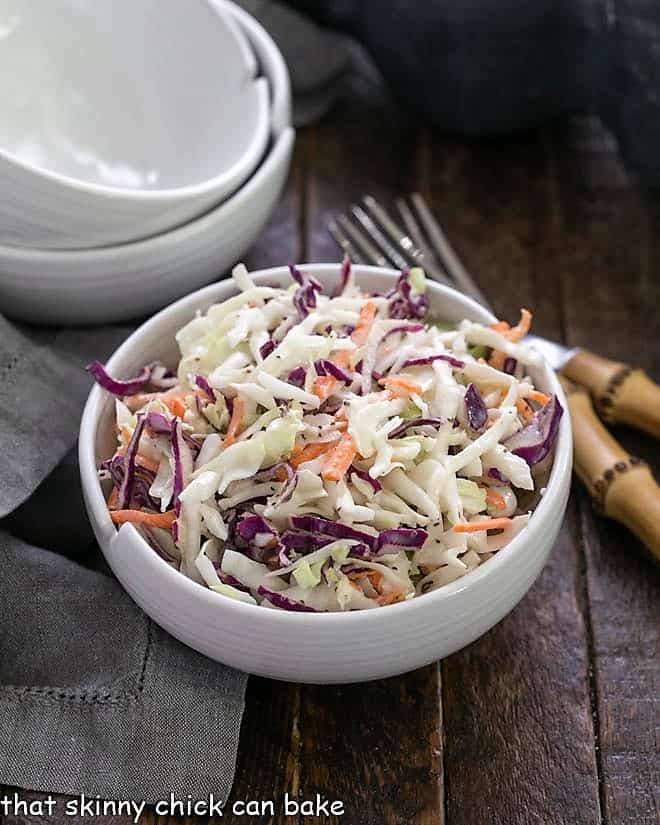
[425,127,602,825]
[300,666,443,825]
[553,125,660,825]
[300,68,444,825]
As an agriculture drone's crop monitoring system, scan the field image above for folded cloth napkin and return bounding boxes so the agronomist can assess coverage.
[234,0,351,125]
[0,316,247,804]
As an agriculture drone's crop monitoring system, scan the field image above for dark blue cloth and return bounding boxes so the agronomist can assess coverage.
[286,0,660,186]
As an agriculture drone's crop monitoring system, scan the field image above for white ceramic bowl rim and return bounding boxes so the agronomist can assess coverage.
[0,130,295,269]
[0,87,269,202]
[81,265,572,626]
[0,1,269,201]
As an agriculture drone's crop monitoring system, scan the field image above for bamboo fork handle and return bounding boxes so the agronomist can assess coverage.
[560,377,660,562]
[562,350,660,439]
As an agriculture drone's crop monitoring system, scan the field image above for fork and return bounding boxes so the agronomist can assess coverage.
[327,194,660,560]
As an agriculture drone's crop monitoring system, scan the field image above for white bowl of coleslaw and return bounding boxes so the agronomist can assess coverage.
[79,264,572,683]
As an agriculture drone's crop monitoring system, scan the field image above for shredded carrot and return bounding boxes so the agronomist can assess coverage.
[347,569,382,588]
[526,390,550,406]
[276,465,290,482]
[123,392,161,411]
[107,488,119,510]
[485,488,506,511]
[115,446,160,474]
[223,396,244,447]
[109,509,176,528]
[137,454,160,473]
[164,395,187,419]
[312,375,337,401]
[378,376,423,397]
[317,301,377,399]
[335,419,348,431]
[377,591,405,606]
[332,350,351,370]
[507,308,532,342]
[291,441,334,467]
[346,567,404,605]
[453,517,513,533]
[352,301,376,346]
[489,309,532,342]
[321,432,357,481]
[489,350,506,370]
[516,398,534,424]
[312,302,377,401]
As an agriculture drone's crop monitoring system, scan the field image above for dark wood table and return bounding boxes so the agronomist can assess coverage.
[3,66,659,825]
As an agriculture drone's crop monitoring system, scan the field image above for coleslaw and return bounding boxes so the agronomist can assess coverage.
[89,261,562,611]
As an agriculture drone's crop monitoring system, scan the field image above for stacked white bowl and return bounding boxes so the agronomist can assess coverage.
[0,0,294,324]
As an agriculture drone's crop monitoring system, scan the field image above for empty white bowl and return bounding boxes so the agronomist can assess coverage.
[79,265,572,684]
[0,4,293,324]
[0,0,270,249]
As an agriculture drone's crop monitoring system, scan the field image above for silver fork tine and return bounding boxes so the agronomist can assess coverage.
[394,196,453,288]
[335,214,389,266]
[363,195,423,265]
[350,204,409,269]
[328,219,366,265]
[395,197,433,259]
[410,192,490,308]
[360,195,453,287]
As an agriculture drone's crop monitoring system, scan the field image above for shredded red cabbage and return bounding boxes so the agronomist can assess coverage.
[257,586,318,612]
[402,354,465,369]
[347,465,382,492]
[314,359,352,384]
[281,531,332,551]
[216,570,252,593]
[464,383,488,431]
[101,453,160,511]
[346,543,372,560]
[488,467,507,483]
[259,339,276,359]
[237,515,281,563]
[170,420,187,517]
[117,415,145,509]
[290,515,378,548]
[194,375,215,402]
[387,417,444,439]
[253,462,294,485]
[503,357,517,375]
[386,269,429,319]
[505,394,563,466]
[290,264,323,319]
[287,366,307,388]
[382,323,425,340]
[144,412,172,434]
[376,527,428,555]
[334,255,352,296]
[87,360,152,396]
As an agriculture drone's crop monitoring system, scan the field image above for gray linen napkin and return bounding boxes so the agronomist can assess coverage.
[0,317,247,804]
[234,0,351,124]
